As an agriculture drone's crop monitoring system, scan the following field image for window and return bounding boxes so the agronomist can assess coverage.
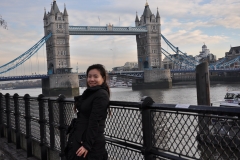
[152,50,157,53]
[57,39,65,44]
[58,17,62,20]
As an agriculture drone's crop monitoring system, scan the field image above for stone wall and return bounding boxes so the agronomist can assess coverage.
[144,69,171,82]
[42,73,79,97]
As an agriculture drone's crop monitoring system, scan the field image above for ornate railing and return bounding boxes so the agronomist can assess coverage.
[0,93,240,160]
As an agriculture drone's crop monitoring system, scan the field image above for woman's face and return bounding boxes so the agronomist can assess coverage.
[87,69,104,87]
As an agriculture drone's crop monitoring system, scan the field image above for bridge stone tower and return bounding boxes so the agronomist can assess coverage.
[135,2,161,70]
[42,0,79,97]
[133,2,172,90]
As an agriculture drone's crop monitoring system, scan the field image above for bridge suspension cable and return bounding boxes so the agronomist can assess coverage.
[209,57,226,69]
[0,33,52,74]
[161,48,195,69]
[161,34,199,67]
[217,56,240,69]
[161,48,182,67]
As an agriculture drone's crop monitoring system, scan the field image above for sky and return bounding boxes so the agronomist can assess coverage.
[0,0,240,75]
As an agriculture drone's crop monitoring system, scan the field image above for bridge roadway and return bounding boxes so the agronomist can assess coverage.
[0,68,239,81]
[68,26,148,35]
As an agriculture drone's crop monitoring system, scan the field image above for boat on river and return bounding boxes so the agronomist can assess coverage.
[220,91,240,107]
[204,91,240,148]
[114,81,128,88]
[2,87,15,90]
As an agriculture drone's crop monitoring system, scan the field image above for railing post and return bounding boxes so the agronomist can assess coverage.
[141,96,155,160]
[13,93,21,149]
[0,93,4,138]
[48,98,55,150]
[38,94,47,160]
[57,94,67,160]
[24,94,32,157]
[5,93,12,143]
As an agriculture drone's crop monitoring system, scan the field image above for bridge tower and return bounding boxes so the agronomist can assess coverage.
[42,0,79,97]
[135,2,161,70]
[133,2,172,90]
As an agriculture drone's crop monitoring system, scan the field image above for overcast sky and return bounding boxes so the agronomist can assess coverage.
[0,0,240,75]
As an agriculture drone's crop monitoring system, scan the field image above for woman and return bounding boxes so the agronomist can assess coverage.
[65,64,110,160]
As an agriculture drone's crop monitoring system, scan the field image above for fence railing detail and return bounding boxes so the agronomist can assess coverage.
[0,92,240,160]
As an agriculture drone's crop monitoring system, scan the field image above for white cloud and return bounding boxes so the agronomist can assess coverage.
[0,0,240,74]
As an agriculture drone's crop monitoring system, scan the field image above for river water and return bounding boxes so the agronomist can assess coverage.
[1,83,240,105]
[0,83,240,159]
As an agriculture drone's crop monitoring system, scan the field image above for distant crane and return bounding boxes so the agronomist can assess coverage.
[0,15,8,30]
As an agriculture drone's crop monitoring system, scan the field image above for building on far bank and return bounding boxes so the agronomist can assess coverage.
[123,62,138,71]
[225,46,240,59]
[112,66,124,72]
[195,44,217,64]
[223,46,240,68]
[112,62,138,72]
[162,43,217,69]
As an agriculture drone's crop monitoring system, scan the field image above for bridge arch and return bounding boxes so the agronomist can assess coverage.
[48,63,54,75]
[144,61,149,68]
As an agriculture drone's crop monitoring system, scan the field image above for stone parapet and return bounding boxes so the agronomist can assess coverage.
[132,80,172,90]
[144,69,171,82]
[132,69,172,90]
[42,73,79,97]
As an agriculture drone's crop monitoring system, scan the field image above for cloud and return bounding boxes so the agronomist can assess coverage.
[0,0,240,74]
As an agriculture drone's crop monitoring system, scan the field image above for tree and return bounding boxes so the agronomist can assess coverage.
[0,15,8,30]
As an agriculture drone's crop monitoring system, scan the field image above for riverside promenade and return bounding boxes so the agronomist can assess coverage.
[0,137,38,160]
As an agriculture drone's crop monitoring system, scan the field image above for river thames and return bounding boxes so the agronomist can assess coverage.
[1,83,240,105]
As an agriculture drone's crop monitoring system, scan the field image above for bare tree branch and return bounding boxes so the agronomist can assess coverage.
[0,15,8,30]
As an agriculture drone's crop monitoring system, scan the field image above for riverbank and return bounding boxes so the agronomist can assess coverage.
[173,81,240,86]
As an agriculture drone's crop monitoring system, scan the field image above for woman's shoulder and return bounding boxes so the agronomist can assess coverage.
[96,88,108,95]
[74,95,82,101]
[95,89,109,97]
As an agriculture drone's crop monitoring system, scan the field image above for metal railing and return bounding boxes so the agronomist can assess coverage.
[0,93,240,160]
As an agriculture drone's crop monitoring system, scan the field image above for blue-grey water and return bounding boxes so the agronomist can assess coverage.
[0,83,240,159]
[1,83,239,105]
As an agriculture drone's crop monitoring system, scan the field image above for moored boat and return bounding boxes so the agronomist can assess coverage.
[220,91,240,107]
[114,81,128,88]
[127,81,132,87]
[2,87,15,90]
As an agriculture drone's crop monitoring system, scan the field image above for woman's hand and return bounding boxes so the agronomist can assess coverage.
[76,146,88,158]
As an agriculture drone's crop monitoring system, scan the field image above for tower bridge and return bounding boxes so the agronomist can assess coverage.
[41,0,171,95]
[0,1,239,95]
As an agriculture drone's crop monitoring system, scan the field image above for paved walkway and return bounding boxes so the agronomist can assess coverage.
[0,138,39,160]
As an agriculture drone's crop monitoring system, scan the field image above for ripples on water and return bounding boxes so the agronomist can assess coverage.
[1,83,240,105]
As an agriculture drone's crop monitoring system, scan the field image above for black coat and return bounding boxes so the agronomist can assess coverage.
[65,85,109,160]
